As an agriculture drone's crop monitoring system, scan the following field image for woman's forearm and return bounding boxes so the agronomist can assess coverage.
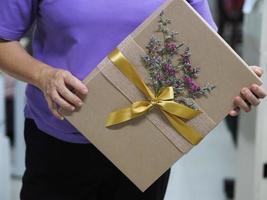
[0,39,51,89]
[0,39,88,119]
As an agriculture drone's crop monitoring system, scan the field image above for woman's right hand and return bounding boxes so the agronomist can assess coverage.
[38,67,88,120]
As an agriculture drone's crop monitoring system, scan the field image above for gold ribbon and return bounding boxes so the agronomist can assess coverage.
[106,48,203,145]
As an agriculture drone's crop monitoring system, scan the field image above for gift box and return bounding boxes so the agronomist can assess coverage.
[63,0,262,191]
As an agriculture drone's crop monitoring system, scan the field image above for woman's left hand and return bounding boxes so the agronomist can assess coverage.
[229,66,266,116]
[229,66,266,117]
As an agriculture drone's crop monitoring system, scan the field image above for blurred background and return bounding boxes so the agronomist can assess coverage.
[0,0,267,200]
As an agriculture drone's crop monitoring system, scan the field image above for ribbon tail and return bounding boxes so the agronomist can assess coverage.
[106,107,143,127]
[108,48,155,99]
[161,111,203,145]
[158,101,202,120]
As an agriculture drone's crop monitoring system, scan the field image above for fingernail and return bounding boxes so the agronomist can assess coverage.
[257,69,263,74]
[252,85,258,91]
[241,88,247,94]
[78,102,83,106]
[230,111,236,116]
[82,87,88,93]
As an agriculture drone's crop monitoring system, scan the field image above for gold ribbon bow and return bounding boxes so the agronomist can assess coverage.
[106,48,203,145]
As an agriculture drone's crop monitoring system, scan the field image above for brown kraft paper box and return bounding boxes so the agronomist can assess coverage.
[63,0,263,192]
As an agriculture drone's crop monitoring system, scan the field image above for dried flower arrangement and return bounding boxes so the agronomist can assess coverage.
[142,12,215,109]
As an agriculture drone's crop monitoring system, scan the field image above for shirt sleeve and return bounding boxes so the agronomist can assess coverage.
[188,0,218,31]
[0,0,38,41]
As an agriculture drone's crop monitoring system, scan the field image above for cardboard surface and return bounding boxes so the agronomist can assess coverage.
[64,0,262,191]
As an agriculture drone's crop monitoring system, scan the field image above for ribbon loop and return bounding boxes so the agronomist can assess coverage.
[157,87,174,101]
[132,101,153,114]
[106,48,204,145]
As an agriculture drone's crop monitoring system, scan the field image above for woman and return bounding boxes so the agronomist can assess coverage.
[0,0,265,200]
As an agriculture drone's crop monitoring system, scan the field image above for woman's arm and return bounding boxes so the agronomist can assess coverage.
[0,40,45,87]
[0,39,88,119]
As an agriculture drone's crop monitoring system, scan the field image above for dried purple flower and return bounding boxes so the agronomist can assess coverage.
[142,11,215,109]
[163,63,176,76]
[165,42,177,51]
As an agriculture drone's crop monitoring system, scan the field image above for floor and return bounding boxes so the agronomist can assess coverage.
[9,121,237,200]
[165,121,237,200]
[11,179,21,200]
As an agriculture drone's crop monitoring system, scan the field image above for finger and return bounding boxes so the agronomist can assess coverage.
[229,110,240,117]
[234,96,251,112]
[57,83,83,107]
[241,88,260,106]
[46,96,64,120]
[229,107,240,117]
[64,72,88,95]
[251,84,267,99]
[52,102,65,120]
[251,66,264,77]
[50,90,76,112]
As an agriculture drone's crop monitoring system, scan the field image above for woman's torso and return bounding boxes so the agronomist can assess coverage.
[25,0,166,143]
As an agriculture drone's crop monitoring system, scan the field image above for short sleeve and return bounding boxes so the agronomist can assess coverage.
[188,0,218,31]
[0,0,39,41]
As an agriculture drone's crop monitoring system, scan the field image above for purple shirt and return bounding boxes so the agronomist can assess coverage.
[0,0,217,143]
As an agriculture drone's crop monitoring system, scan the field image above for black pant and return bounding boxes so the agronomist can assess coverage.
[20,119,170,200]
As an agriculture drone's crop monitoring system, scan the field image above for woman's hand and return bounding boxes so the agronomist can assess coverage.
[38,67,88,120]
[229,66,266,116]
